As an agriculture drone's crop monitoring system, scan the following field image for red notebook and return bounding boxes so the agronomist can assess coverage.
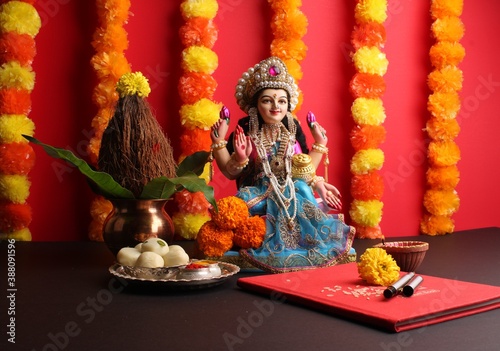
[237,262,500,332]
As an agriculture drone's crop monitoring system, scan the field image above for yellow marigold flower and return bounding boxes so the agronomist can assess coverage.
[116,71,150,98]
[0,62,35,90]
[212,196,249,230]
[0,174,30,203]
[172,212,211,240]
[353,46,388,76]
[351,97,386,125]
[358,248,400,286]
[423,189,460,216]
[350,148,384,174]
[0,114,35,143]
[181,46,218,74]
[180,0,218,20]
[355,0,388,24]
[0,227,31,241]
[350,199,383,227]
[0,1,41,37]
[180,98,222,130]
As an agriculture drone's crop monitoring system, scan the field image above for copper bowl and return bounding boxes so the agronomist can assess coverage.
[374,241,429,272]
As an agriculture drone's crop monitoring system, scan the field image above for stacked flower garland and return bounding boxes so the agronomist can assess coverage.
[348,0,388,239]
[87,0,131,241]
[175,0,221,240]
[268,0,308,112]
[421,0,464,235]
[197,196,266,257]
[0,0,40,241]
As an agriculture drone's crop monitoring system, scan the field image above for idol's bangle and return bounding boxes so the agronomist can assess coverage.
[311,143,329,154]
[211,140,228,151]
[309,176,325,190]
[226,153,249,175]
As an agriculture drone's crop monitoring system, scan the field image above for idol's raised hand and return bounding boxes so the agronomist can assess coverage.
[234,125,252,162]
[210,106,231,142]
[307,111,327,145]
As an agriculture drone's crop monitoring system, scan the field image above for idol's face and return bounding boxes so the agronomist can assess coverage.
[257,89,288,124]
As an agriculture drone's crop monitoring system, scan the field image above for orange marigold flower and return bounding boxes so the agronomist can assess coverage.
[0,88,32,115]
[0,142,35,175]
[351,22,386,50]
[420,213,455,235]
[349,72,386,99]
[233,215,266,249]
[351,172,384,201]
[179,17,218,48]
[197,221,234,257]
[174,189,210,216]
[426,165,460,190]
[212,196,249,230]
[0,200,31,232]
[350,124,386,151]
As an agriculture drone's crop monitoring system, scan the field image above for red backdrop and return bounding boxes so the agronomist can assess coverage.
[27,0,500,241]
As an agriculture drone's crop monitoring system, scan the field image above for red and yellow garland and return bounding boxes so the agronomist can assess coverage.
[421,0,464,235]
[175,0,220,239]
[268,0,308,113]
[348,0,388,239]
[0,0,40,241]
[87,0,131,241]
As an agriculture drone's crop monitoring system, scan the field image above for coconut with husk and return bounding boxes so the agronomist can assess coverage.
[98,72,176,197]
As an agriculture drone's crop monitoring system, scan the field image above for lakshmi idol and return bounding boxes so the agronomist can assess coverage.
[210,57,355,273]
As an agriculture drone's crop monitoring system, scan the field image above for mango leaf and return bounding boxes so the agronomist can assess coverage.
[24,135,135,199]
[24,135,217,210]
[176,151,210,177]
[140,173,217,211]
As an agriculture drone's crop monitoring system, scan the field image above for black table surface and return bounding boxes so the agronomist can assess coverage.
[1,227,499,351]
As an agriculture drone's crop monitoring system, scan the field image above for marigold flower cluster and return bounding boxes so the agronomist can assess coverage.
[421,0,464,235]
[88,0,132,241]
[0,1,41,241]
[197,196,266,257]
[348,0,388,239]
[357,248,400,286]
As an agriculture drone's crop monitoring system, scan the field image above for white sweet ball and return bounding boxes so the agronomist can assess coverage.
[163,250,190,267]
[117,247,141,267]
[141,238,169,256]
[166,245,186,255]
[135,252,164,268]
[134,243,143,251]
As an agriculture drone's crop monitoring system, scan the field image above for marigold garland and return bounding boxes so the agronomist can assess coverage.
[0,0,40,241]
[87,0,131,241]
[175,0,220,239]
[349,0,388,239]
[357,248,400,286]
[421,0,464,235]
[268,0,308,112]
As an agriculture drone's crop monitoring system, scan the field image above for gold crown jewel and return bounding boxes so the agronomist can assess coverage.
[235,57,299,113]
